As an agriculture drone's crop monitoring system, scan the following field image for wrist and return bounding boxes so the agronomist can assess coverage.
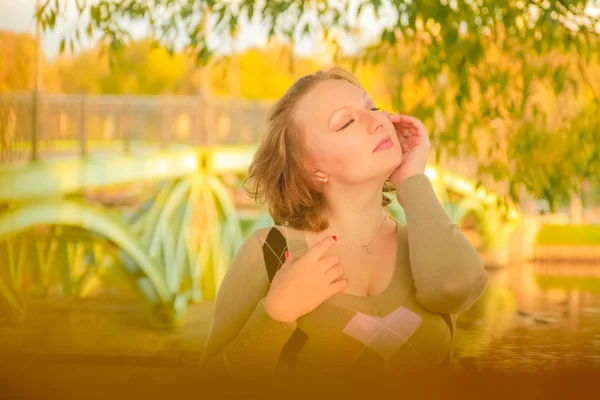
[264,295,297,324]
[394,173,450,225]
[392,172,424,194]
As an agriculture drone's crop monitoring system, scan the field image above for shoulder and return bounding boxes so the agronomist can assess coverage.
[245,225,285,250]
[251,225,282,240]
[220,227,281,287]
[235,225,284,260]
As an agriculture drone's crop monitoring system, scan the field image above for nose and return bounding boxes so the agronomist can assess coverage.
[367,110,385,135]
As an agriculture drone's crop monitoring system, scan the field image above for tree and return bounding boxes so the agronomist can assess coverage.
[52,40,193,95]
[50,48,109,94]
[0,31,37,93]
[0,31,61,93]
[206,42,321,99]
[39,0,600,211]
[100,40,188,94]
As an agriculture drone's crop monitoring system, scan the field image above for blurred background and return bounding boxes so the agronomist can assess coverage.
[1,0,600,392]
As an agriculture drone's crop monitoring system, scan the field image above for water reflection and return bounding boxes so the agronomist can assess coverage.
[454,262,600,372]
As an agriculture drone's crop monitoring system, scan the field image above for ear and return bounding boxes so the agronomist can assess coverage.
[315,170,329,183]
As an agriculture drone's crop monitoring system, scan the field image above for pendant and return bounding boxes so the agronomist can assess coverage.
[365,244,372,255]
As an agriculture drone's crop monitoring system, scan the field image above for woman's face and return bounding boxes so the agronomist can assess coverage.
[294,79,403,186]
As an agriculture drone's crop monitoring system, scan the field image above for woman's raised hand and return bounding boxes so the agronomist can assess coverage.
[387,114,431,187]
[264,235,347,324]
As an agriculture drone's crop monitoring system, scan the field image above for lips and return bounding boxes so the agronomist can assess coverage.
[372,135,393,153]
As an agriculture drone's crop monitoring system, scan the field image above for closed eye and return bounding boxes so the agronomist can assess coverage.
[336,108,381,131]
[337,119,355,131]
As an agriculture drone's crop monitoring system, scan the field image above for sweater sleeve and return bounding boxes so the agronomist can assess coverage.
[199,229,297,372]
[396,174,488,314]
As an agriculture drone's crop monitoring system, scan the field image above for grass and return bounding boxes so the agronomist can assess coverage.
[535,224,600,246]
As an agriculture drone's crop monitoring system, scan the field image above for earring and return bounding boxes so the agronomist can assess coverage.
[315,170,329,183]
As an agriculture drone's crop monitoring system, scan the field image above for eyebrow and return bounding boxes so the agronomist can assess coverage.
[328,92,370,125]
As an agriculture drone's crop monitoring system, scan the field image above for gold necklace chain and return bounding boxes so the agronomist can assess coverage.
[328,212,388,255]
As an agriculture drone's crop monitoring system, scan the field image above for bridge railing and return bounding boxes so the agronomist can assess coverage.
[0,94,272,165]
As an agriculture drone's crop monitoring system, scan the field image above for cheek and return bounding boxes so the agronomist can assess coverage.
[328,136,368,164]
[310,133,370,172]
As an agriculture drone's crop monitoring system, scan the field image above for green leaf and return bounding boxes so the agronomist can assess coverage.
[90,6,100,22]
[48,9,56,29]
[196,44,211,65]
[357,1,368,17]
[216,8,227,28]
[75,0,84,13]
[381,28,396,45]
[371,0,383,16]
[301,21,311,37]
[40,0,51,13]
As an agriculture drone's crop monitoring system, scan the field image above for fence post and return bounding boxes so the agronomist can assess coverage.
[79,95,87,157]
[123,96,131,153]
[31,92,40,161]
[230,99,239,144]
[160,96,168,148]
[205,98,214,147]
[196,95,205,146]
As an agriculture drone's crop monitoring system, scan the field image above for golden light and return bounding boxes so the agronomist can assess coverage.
[424,166,438,180]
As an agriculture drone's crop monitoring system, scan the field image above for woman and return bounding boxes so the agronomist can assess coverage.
[199,68,488,375]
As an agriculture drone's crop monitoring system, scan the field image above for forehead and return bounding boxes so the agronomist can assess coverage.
[294,79,367,126]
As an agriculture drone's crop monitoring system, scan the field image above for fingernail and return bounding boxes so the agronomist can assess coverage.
[332,235,337,241]
[284,251,289,259]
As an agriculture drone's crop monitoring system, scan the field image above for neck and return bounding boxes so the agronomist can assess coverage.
[323,180,388,244]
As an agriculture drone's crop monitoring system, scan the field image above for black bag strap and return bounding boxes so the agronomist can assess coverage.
[262,227,288,283]
[439,313,454,368]
[261,227,308,366]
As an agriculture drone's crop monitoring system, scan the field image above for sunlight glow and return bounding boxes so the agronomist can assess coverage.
[212,150,255,172]
[182,154,198,171]
[424,167,437,180]
[151,159,168,175]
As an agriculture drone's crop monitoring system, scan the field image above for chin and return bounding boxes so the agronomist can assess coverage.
[379,147,402,166]
[379,153,402,181]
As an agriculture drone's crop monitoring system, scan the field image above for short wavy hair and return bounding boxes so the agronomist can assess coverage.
[243,67,394,232]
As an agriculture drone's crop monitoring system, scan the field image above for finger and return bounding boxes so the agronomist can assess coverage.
[397,125,421,142]
[328,278,349,296]
[389,116,418,138]
[318,254,340,269]
[396,120,419,133]
[397,115,427,132]
[399,127,416,140]
[306,235,338,260]
[388,113,417,124]
[324,265,345,282]
[281,249,296,267]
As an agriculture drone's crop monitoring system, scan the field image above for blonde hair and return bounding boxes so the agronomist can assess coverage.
[243,67,394,232]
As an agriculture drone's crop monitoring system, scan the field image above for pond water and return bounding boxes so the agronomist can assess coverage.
[3,261,598,398]
[1,258,598,377]
[453,261,600,373]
